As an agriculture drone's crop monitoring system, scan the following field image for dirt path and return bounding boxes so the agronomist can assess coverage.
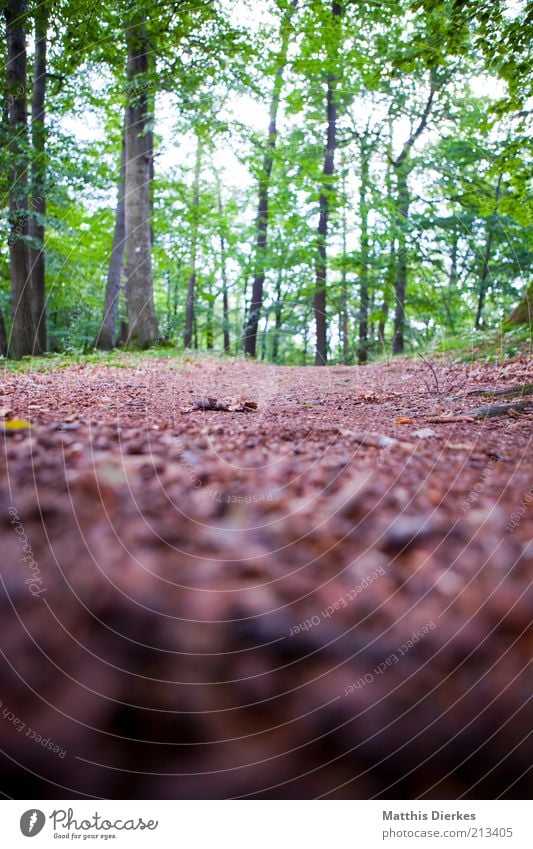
[1,355,532,799]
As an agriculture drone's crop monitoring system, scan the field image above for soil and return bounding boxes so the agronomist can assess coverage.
[0,354,532,799]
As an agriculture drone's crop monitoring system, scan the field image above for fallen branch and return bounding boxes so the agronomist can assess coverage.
[427,399,532,423]
[463,400,533,418]
[455,383,533,400]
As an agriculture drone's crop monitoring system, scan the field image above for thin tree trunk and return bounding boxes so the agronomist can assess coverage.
[392,166,409,354]
[0,307,7,357]
[475,173,503,330]
[390,72,438,355]
[445,229,458,333]
[216,187,231,354]
[340,172,349,363]
[184,137,202,348]
[243,0,296,358]
[124,5,158,348]
[96,114,126,350]
[5,0,37,358]
[206,279,214,350]
[272,270,283,362]
[378,246,393,348]
[314,0,342,366]
[29,1,47,353]
[358,141,370,364]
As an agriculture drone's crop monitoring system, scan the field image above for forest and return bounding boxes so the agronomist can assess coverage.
[0,0,531,363]
[0,0,532,813]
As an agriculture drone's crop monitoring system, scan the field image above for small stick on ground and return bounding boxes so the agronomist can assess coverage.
[426,415,476,423]
[417,353,441,395]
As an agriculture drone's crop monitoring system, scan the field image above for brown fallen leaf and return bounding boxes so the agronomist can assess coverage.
[191,397,257,413]
[395,417,413,425]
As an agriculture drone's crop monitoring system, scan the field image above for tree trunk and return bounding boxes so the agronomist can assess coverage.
[474,173,503,330]
[314,0,342,366]
[0,307,7,357]
[29,1,47,353]
[206,279,214,350]
[272,270,283,362]
[124,5,158,348]
[184,137,202,348]
[444,229,458,333]
[340,172,349,364]
[358,141,370,364]
[216,185,231,353]
[243,0,296,358]
[504,279,533,328]
[96,114,126,350]
[390,72,437,355]
[392,166,409,354]
[5,0,37,358]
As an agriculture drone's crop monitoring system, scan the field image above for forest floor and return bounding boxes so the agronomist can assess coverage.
[1,353,532,799]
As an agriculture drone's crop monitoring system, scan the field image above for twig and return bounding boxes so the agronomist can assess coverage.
[417,353,441,395]
[426,415,476,423]
[463,400,533,419]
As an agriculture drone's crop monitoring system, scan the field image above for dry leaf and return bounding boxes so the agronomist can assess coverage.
[395,417,413,425]
[191,397,257,413]
[2,418,32,432]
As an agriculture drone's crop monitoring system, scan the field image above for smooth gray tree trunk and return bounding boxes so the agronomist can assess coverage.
[96,116,126,349]
[124,6,158,348]
[184,137,202,348]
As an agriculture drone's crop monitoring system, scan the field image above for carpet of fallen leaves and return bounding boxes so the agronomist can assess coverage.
[0,354,532,799]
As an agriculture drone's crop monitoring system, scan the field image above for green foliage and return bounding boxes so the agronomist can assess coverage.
[1,0,531,361]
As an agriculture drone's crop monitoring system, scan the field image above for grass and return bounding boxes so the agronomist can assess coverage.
[1,326,530,374]
[0,346,243,374]
[428,325,532,363]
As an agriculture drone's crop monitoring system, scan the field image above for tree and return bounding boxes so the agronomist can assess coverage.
[184,135,202,349]
[243,0,296,358]
[123,2,158,348]
[216,178,231,353]
[29,0,48,353]
[390,70,439,353]
[95,114,126,350]
[314,0,342,365]
[4,0,38,358]
[504,280,533,328]
[474,173,503,329]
